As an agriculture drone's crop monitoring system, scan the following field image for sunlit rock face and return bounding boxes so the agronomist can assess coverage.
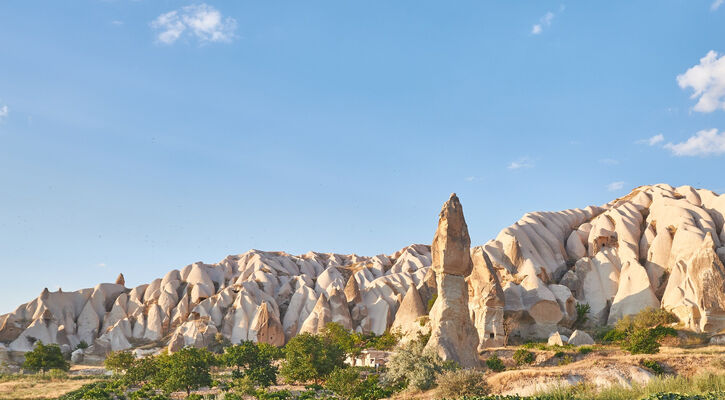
[2,183,724,359]
[425,194,480,368]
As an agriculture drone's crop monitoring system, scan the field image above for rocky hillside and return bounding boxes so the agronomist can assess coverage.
[1,183,724,361]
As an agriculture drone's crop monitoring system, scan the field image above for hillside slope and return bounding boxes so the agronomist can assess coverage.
[1,183,724,361]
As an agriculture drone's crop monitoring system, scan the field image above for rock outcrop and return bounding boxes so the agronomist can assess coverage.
[425,194,480,368]
[2,184,725,361]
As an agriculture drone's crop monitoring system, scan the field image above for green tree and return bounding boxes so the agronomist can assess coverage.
[154,348,213,395]
[124,356,159,386]
[221,341,279,387]
[381,338,456,391]
[104,350,135,374]
[22,341,69,374]
[280,333,345,384]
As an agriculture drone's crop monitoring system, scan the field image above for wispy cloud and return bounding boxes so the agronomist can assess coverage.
[712,0,724,11]
[98,262,107,268]
[508,157,534,170]
[151,3,237,45]
[111,20,124,26]
[599,158,619,165]
[664,128,725,156]
[677,50,725,113]
[0,105,8,122]
[637,134,664,146]
[607,181,625,191]
[531,6,563,35]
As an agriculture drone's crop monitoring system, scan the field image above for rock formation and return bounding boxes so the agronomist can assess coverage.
[1,184,725,362]
[425,194,480,368]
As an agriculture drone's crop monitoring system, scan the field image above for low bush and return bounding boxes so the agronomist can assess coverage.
[22,341,69,373]
[382,339,457,391]
[557,355,573,366]
[513,349,535,365]
[574,303,591,328]
[640,359,665,375]
[622,328,660,354]
[578,346,593,355]
[485,354,505,372]
[435,369,489,398]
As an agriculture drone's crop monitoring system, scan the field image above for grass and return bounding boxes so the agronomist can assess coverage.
[536,372,725,400]
[0,374,103,400]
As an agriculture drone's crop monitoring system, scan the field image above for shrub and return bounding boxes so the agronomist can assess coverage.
[57,380,126,400]
[324,367,392,400]
[513,349,535,365]
[427,293,438,312]
[256,389,292,400]
[623,328,660,355]
[367,330,400,351]
[557,355,573,366]
[578,346,593,355]
[616,307,678,333]
[124,355,159,386]
[485,354,505,372]
[651,325,678,340]
[640,359,665,375]
[222,341,279,387]
[76,340,89,350]
[574,303,591,328]
[154,347,214,395]
[104,350,135,374]
[381,338,457,391]
[435,369,489,398]
[600,328,628,343]
[281,333,345,384]
[48,368,68,380]
[22,341,70,373]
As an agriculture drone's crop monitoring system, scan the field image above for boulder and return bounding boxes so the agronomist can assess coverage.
[567,330,595,346]
[71,349,84,364]
[547,331,565,346]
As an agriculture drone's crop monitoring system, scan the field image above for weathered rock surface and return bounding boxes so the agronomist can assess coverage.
[567,329,595,346]
[425,194,480,368]
[2,184,725,359]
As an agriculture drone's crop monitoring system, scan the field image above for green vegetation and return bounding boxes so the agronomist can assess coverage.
[280,332,345,384]
[221,341,281,387]
[513,349,535,366]
[485,354,506,372]
[435,369,489,398]
[598,308,680,354]
[104,350,135,374]
[574,303,591,329]
[578,346,593,355]
[324,366,393,400]
[640,359,665,375]
[22,341,70,373]
[427,293,438,312]
[381,336,456,391]
[154,347,215,395]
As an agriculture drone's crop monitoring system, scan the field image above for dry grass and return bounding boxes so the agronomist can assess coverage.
[0,376,98,400]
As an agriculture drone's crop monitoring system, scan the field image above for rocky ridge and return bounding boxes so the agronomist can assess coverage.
[1,184,725,363]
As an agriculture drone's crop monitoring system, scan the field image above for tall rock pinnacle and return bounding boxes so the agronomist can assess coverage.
[432,193,473,276]
[425,193,480,368]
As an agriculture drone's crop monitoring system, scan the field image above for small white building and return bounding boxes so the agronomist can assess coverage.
[345,349,391,368]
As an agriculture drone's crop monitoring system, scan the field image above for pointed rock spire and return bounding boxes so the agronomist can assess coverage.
[392,284,426,330]
[115,273,125,286]
[432,193,473,276]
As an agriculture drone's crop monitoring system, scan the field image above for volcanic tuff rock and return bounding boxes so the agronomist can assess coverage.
[425,194,480,368]
[2,184,725,361]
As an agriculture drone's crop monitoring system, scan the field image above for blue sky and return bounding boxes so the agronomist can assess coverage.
[1,1,725,313]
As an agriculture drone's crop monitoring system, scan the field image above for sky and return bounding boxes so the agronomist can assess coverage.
[1,1,725,314]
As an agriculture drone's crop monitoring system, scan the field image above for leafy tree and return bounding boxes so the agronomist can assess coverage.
[22,341,69,374]
[154,348,213,395]
[124,356,159,386]
[381,338,456,391]
[622,327,660,354]
[104,350,135,374]
[324,367,392,400]
[280,333,345,384]
[221,341,279,387]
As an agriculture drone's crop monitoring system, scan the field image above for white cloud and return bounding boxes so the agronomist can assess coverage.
[98,262,107,268]
[712,0,724,11]
[607,181,625,191]
[531,10,556,35]
[111,20,124,26]
[151,3,237,45]
[677,50,725,113]
[664,128,725,156]
[508,158,534,170]
[636,133,664,146]
[0,105,8,122]
[599,158,619,165]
